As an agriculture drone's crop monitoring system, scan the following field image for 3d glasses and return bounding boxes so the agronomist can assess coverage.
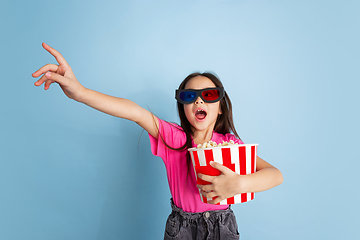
[175,87,224,104]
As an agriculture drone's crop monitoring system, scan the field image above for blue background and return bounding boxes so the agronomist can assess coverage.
[1,0,359,239]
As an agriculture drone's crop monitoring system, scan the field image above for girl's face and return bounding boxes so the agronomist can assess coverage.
[183,76,222,134]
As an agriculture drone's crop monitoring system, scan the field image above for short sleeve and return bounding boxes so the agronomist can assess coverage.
[149,118,166,158]
[148,118,186,163]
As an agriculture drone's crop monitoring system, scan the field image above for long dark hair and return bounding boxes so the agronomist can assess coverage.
[157,72,241,175]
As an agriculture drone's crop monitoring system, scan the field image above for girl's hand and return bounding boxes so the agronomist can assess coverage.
[197,161,247,205]
[32,43,86,101]
[197,157,284,205]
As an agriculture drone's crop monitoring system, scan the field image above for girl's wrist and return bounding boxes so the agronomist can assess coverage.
[237,174,250,194]
[74,86,89,103]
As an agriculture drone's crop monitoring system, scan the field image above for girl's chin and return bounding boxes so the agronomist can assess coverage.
[191,121,216,132]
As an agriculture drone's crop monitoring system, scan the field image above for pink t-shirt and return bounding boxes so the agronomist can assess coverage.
[149,118,244,213]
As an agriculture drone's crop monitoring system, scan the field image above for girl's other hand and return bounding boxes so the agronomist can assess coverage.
[197,161,246,205]
[197,157,283,205]
[32,43,86,101]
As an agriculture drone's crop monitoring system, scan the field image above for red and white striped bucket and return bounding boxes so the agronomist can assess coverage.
[188,144,258,205]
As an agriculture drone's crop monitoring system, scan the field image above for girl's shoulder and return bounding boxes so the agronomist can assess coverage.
[157,118,188,149]
[158,118,186,140]
[159,118,183,132]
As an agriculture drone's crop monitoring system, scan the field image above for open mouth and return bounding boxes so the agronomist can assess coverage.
[195,109,207,121]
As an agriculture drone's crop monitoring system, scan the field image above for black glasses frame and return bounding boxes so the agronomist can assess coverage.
[175,87,225,104]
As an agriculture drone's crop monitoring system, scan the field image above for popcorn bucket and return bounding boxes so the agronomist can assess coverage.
[188,143,258,205]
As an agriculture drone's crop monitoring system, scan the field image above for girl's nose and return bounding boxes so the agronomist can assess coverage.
[194,96,204,105]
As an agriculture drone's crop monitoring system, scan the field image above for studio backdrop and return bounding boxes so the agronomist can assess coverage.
[0,0,359,239]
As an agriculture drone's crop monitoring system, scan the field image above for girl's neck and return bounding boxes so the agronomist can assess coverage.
[192,129,214,145]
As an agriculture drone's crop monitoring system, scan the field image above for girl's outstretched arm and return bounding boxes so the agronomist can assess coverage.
[32,43,159,138]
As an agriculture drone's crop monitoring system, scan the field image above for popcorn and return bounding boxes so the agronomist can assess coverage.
[196,140,239,148]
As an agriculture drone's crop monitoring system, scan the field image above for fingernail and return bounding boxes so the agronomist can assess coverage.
[45,72,51,78]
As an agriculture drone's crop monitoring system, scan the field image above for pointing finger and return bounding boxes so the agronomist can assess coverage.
[42,43,69,66]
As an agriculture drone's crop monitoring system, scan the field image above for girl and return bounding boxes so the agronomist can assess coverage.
[32,43,283,240]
